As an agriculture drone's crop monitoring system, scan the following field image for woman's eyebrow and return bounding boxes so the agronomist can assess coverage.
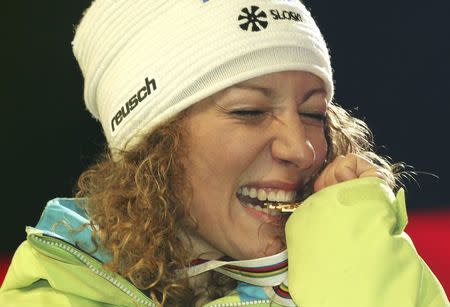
[302,87,326,102]
[227,83,274,98]
[224,83,326,101]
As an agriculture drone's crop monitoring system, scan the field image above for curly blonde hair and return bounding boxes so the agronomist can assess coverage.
[76,101,400,306]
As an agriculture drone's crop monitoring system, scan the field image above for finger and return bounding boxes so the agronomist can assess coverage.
[359,168,386,180]
[349,153,376,177]
[313,155,344,191]
[314,153,387,192]
[324,162,338,187]
[325,155,348,186]
[345,153,386,181]
[334,156,358,182]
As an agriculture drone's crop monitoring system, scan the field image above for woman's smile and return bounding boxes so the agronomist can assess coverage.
[235,183,300,224]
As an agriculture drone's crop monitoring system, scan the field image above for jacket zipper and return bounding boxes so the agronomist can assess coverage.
[29,233,276,307]
[206,300,271,307]
[29,234,156,307]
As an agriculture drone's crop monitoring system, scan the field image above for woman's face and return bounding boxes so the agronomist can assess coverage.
[183,71,328,260]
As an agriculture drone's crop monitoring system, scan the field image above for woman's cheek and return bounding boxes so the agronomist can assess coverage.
[310,129,328,165]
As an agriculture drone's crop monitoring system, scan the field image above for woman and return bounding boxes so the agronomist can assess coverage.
[1,0,448,306]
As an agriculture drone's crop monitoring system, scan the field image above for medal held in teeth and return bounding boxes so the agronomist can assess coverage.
[237,186,301,213]
[266,202,301,213]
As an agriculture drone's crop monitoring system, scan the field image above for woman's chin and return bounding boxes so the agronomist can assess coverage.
[239,238,286,260]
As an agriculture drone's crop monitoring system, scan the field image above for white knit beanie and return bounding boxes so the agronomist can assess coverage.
[72,0,334,151]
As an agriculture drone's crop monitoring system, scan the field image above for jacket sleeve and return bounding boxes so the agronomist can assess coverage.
[285,177,449,307]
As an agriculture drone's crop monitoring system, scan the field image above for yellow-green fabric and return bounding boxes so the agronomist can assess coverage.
[0,241,142,307]
[1,178,448,306]
[286,177,449,307]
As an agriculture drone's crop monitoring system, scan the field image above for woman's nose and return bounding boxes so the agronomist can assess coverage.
[271,114,315,170]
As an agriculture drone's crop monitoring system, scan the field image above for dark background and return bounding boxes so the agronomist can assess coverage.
[1,1,449,251]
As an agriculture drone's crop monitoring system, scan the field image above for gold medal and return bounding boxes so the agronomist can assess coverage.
[266,202,301,213]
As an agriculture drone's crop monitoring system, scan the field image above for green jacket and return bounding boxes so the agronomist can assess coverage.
[1,178,448,306]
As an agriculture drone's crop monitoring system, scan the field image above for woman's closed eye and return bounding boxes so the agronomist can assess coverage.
[229,109,327,125]
[230,109,269,118]
[299,112,327,124]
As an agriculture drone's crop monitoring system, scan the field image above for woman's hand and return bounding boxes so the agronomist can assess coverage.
[313,153,386,192]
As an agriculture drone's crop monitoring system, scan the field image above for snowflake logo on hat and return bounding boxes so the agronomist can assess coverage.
[238,6,268,32]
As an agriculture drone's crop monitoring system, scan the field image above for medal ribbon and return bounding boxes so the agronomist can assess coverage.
[185,249,296,306]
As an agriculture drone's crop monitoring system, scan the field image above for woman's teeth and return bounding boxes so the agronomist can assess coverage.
[238,187,296,202]
[236,186,298,216]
